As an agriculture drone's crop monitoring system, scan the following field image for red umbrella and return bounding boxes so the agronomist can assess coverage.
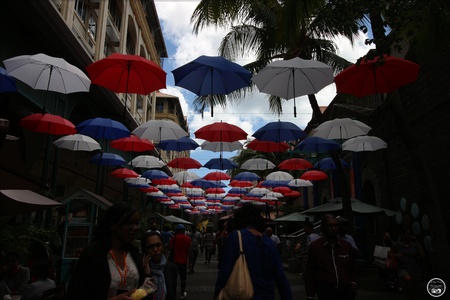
[194,121,248,142]
[278,158,313,171]
[247,139,290,152]
[205,187,226,194]
[167,157,202,169]
[140,186,160,193]
[110,135,155,152]
[285,190,301,198]
[272,186,292,195]
[229,180,253,188]
[300,170,328,180]
[181,182,195,188]
[152,178,178,186]
[334,54,420,97]
[110,168,139,179]
[19,113,76,135]
[204,171,231,181]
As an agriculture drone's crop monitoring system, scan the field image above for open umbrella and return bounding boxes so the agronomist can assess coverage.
[110,135,155,152]
[190,179,221,189]
[278,158,313,171]
[288,179,313,187]
[334,54,420,98]
[53,134,101,151]
[314,158,349,170]
[86,53,166,117]
[295,136,341,152]
[195,121,248,143]
[110,168,139,179]
[128,155,165,169]
[266,171,294,181]
[167,157,202,169]
[173,171,201,183]
[247,139,290,152]
[158,136,199,151]
[300,170,328,181]
[253,120,306,143]
[252,57,333,117]
[90,152,126,166]
[302,197,396,216]
[132,119,188,143]
[204,171,231,181]
[0,66,16,92]
[141,169,169,180]
[3,53,91,111]
[20,113,76,135]
[311,118,371,140]
[342,135,387,152]
[172,55,251,117]
[203,158,238,170]
[77,117,130,140]
[201,141,243,152]
[240,158,276,171]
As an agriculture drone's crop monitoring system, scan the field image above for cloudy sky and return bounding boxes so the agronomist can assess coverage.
[153,0,373,178]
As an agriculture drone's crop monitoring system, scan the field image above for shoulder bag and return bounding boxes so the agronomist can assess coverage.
[217,230,254,300]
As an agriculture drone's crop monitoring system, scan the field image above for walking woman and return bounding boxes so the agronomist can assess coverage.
[66,203,146,299]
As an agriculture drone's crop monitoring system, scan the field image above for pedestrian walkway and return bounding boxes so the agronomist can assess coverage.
[177,253,421,299]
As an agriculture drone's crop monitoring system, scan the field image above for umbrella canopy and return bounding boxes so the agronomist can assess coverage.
[342,135,387,152]
[288,179,313,187]
[128,155,165,169]
[295,136,341,152]
[302,197,396,216]
[53,134,101,151]
[247,139,290,152]
[300,170,328,181]
[77,117,130,140]
[110,135,155,152]
[253,120,306,143]
[90,152,126,166]
[204,171,231,181]
[20,113,76,135]
[132,119,188,143]
[252,57,333,117]
[158,136,199,151]
[278,158,313,170]
[229,180,253,188]
[314,158,349,170]
[167,157,202,169]
[141,169,169,180]
[233,171,261,181]
[190,179,221,189]
[173,171,201,183]
[195,121,248,142]
[203,158,238,170]
[110,168,139,179]
[334,54,420,97]
[240,158,276,170]
[125,177,151,186]
[201,141,243,152]
[0,66,17,92]
[311,118,371,140]
[274,212,311,222]
[266,171,294,181]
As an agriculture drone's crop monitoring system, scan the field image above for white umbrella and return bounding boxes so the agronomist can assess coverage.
[311,118,371,140]
[342,135,387,152]
[288,179,313,187]
[252,57,333,117]
[128,155,166,169]
[124,177,151,185]
[53,134,101,152]
[261,192,284,200]
[173,171,201,183]
[201,141,243,152]
[247,187,270,196]
[132,119,188,143]
[240,158,276,170]
[266,171,294,181]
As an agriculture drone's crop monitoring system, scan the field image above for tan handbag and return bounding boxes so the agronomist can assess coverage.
[217,230,254,300]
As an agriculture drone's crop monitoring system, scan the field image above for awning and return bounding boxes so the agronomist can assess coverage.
[274,212,312,222]
[147,213,192,225]
[0,189,62,216]
[61,189,113,213]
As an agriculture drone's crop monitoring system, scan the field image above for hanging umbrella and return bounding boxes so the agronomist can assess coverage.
[295,136,341,152]
[172,55,252,117]
[302,197,396,216]
[77,117,130,140]
[342,135,387,152]
[278,158,313,171]
[190,179,221,189]
[167,157,202,169]
[173,171,201,183]
[247,139,290,152]
[125,177,152,186]
[195,121,248,142]
[240,158,276,171]
[260,180,290,187]
[110,135,155,152]
[203,158,238,170]
[141,169,169,180]
[288,179,313,187]
[86,53,166,117]
[201,141,243,152]
[153,178,178,186]
[20,113,76,135]
[89,152,126,166]
[233,171,261,182]
[53,134,101,151]
[158,136,199,151]
[271,187,291,195]
[128,155,165,169]
[0,66,16,92]
[252,120,306,143]
[3,53,90,111]
[334,54,420,97]
[229,180,253,188]
[252,57,333,117]
[204,171,231,181]
[132,119,188,143]
[110,168,139,179]
[314,158,349,170]
[311,118,371,140]
[300,170,328,181]
[266,171,294,181]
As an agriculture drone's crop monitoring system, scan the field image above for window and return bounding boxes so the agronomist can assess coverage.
[74,0,86,20]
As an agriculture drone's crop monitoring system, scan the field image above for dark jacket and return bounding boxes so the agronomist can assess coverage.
[66,239,145,300]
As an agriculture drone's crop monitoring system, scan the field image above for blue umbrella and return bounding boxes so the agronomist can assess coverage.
[314,157,349,170]
[157,136,200,151]
[228,187,249,195]
[172,55,252,116]
[141,169,169,180]
[0,67,16,92]
[252,120,306,142]
[233,171,261,181]
[89,152,125,166]
[296,136,340,152]
[203,158,238,170]
[260,179,290,187]
[77,117,130,140]
[190,179,221,189]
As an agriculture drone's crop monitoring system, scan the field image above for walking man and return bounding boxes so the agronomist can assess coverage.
[170,224,192,299]
[187,225,202,274]
[305,214,358,300]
